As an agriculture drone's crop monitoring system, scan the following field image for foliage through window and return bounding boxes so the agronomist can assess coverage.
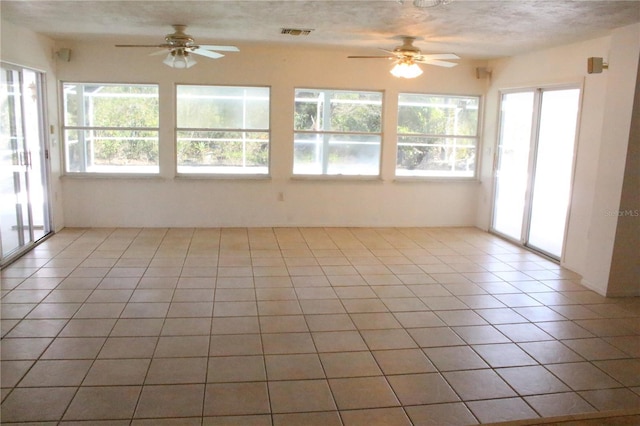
[177,85,270,174]
[294,89,382,176]
[397,93,480,178]
[62,83,159,173]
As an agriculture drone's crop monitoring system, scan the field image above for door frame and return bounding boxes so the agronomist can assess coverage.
[490,83,583,262]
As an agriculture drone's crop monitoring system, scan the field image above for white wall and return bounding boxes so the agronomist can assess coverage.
[478,24,640,296]
[55,40,487,228]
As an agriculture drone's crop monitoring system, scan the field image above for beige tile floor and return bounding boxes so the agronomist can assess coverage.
[1,227,639,425]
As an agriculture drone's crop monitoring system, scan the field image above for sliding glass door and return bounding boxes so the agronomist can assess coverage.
[1,64,51,266]
[491,86,580,260]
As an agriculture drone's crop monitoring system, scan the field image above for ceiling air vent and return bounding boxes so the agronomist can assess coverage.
[280,28,314,36]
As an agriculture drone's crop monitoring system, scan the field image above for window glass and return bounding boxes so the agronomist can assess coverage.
[177,85,270,174]
[62,83,159,173]
[294,89,382,176]
[397,94,480,178]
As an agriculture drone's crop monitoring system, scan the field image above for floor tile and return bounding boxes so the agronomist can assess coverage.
[269,379,336,413]
[145,357,208,384]
[320,351,383,378]
[593,359,640,387]
[273,411,341,426]
[136,384,205,418]
[424,346,489,371]
[64,386,141,420]
[19,359,92,387]
[405,402,478,425]
[562,337,630,361]
[207,355,266,382]
[519,340,584,364]
[408,327,466,347]
[360,329,418,350]
[312,331,368,352]
[210,334,263,356]
[329,376,399,410]
[546,362,623,390]
[265,353,325,380]
[466,397,539,423]
[496,365,570,395]
[83,358,150,385]
[443,369,517,400]
[372,348,436,375]
[340,407,411,426]
[155,335,210,357]
[579,388,640,411]
[262,332,316,354]
[525,392,597,417]
[98,336,157,358]
[387,373,459,405]
[1,387,77,422]
[472,343,538,368]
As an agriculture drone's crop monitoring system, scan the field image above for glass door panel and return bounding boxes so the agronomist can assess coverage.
[492,91,535,241]
[491,86,580,260]
[527,89,580,257]
[0,64,51,266]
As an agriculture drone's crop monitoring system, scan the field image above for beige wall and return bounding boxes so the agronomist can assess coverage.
[54,40,487,228]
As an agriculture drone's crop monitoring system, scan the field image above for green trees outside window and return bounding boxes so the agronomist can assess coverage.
[397,94,480,178]
[62,83,159,173]
[294,89,382,176]
[176,85,270,175]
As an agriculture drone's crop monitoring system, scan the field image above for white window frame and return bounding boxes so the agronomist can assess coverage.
[293,88,383,177]
[175,84,271,176]
[61,82,160,175]
[396,93,481,179]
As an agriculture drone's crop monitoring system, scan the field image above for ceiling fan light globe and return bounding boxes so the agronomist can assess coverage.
[163,50,197,69]
[390,62,423,78]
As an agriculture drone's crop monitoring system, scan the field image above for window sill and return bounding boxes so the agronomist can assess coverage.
[62,173,163,180]
[393,176,480,183]
[291,175,383,182]
[175,174,271,181]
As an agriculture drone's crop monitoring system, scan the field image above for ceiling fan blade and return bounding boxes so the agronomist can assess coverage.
[191,49,225,59]
[417,53,460,61]
[415,59,459,67]
[115,44,169,48]
[197,45,239,52]
[348,55,394,59]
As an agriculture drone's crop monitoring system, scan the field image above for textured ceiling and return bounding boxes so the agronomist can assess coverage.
[2,0,639,58]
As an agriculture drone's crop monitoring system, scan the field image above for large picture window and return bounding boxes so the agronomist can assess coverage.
[176,85,270,175]
[62,83,159,173]
[294,89,382,176]
[397,93,480,178]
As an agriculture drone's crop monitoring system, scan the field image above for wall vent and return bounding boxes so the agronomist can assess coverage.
[280,28,314,36]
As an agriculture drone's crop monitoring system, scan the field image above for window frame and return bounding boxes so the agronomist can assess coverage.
[395,92,482,180]
[293,87,384,178]
[61,81,160,175]
[175,84,271,177]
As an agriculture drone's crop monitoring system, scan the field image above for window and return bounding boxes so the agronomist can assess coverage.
[294,88,382,176]
[397,93,480,178]
[62,83,159,173]
[176,85,270,175]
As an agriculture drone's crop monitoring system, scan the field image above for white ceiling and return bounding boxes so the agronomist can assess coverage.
[2,0,639,59]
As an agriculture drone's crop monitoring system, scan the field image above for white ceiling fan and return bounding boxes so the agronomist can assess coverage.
[115,24,239,69]
[348,36,459,78]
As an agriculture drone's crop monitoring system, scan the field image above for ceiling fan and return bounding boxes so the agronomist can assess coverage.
[348,36,459,78]
[115,25,239,69]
